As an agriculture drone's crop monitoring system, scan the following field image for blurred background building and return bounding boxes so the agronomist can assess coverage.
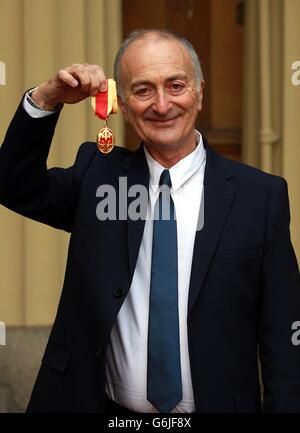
[0,0,299,412]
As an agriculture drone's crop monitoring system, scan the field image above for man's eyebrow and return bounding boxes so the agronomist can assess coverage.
[131,80,153,89]
[131,74,188,89]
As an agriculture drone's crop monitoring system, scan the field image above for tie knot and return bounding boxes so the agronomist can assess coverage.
[159,169,172,188]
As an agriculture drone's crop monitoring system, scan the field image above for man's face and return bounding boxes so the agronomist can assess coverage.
[119,36,204,152]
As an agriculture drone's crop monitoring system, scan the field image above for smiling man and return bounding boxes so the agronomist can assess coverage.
[0,29,300,414]
[117,32,204,166]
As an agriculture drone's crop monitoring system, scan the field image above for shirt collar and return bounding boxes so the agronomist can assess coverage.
[144,130,206,194]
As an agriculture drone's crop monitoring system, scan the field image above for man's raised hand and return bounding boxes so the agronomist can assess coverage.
[31,63,107,110]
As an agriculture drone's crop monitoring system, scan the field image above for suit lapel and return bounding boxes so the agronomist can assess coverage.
[118,145,149,276]
[188,143,237,313]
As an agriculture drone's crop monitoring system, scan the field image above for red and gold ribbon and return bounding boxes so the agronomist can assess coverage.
[91,78,118,154]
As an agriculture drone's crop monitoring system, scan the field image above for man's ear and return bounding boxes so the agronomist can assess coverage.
[197,80,205,112]
[118,95,129,122]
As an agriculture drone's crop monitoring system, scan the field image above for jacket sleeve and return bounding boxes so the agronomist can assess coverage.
[0,98,97,232]
[259,176,300,412]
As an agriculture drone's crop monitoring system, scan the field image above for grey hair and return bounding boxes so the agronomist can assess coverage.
[114,29,204,100]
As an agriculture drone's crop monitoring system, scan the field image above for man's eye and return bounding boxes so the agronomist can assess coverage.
[169,83,185,94]
[135,88,153,100]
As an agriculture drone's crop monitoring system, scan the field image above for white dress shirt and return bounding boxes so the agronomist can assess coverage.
[22,96,206,413]
[106,133,206,413]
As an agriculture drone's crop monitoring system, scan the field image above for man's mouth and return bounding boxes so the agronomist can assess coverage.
[146,115,180,127]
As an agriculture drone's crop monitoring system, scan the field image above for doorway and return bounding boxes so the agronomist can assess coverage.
[122,0,243,161]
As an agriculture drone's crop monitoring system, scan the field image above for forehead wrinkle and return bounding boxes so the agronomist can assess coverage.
[130,65,188,81]
[128,61,187,74]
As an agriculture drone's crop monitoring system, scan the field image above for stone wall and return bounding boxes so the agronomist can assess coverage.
[0,327,51,413]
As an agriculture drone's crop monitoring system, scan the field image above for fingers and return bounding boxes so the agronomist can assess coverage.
[96,67,107,93]
[57,69,78,88]
[61,64,107,96]
[36,63,108,106]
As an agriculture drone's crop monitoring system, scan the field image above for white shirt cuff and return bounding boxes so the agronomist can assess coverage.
[23,88,60,118]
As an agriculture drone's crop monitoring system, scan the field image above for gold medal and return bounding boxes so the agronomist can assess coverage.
[97,122,114,154]
[91,79,118,154]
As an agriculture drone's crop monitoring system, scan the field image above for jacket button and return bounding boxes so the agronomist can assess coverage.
[114,287,125,298]
[96,347,104,358]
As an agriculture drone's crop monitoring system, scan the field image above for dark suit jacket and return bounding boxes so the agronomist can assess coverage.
[1,101,300,413]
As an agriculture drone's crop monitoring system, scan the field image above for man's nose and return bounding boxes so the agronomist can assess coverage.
[152,89,171,115]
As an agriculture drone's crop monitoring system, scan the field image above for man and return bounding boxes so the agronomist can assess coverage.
[0,29,300,413]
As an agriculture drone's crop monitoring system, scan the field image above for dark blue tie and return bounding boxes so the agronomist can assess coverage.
[147,169,182,412]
